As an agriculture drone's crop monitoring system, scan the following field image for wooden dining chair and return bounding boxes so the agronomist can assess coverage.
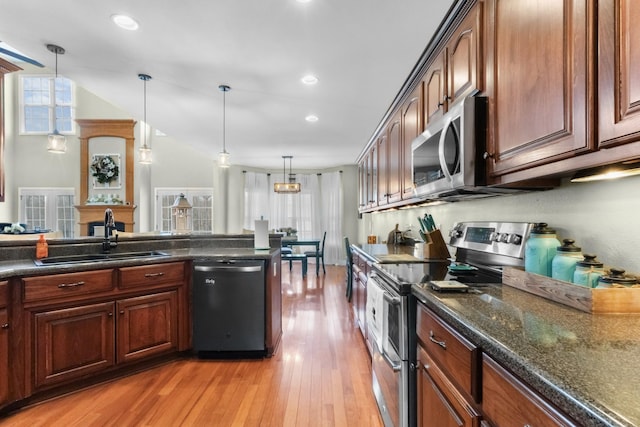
[305,231,326,275]
[344,236,353,301]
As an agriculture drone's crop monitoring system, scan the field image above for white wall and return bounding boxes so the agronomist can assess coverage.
[360,175,640,274]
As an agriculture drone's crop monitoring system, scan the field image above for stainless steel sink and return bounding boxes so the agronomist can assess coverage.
[34,250,169,266]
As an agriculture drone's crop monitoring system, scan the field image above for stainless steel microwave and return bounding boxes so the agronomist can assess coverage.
[412,96,489,200]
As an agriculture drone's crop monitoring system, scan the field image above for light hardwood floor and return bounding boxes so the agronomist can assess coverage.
[1,264,382,427]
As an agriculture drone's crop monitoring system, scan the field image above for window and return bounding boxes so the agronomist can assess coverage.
[155,188,213,233]
[20,75,74,134]
[18,188,76,238]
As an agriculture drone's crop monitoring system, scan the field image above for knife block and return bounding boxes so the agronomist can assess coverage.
[422,229,450,260]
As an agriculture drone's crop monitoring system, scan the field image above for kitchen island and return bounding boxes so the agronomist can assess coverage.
[0,233,282,414]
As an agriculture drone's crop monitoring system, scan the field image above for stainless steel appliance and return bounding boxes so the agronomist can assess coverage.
[411,97,521,201]
[367,262,448,427]
[368,221,534,426]
[193,259,266,356]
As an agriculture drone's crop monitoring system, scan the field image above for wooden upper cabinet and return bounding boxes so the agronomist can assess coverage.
[368,145,378,208]
[424,2,483,129]
[423,53,447,127]
[358,158,368,210]
[447,2,483,106]
[386,113,403,204]
[485,0,593,177]
[376,133,389,206]
[402,85,423,199]
[598,0,640,148]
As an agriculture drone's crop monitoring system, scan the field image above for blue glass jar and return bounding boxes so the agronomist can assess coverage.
[524,223,561,277]
[573,254,604,288]
[596,268,638,288]
[551,239,583,282]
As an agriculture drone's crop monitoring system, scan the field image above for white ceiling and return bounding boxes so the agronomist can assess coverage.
[0,0,454,169]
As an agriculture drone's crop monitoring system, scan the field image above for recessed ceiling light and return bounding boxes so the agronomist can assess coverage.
[305,115,319,122]
[111,14,139,31]
[296,0,313,3]
[301,75,319,85]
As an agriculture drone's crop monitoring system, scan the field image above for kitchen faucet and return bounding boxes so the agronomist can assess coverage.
[102,208,118,252]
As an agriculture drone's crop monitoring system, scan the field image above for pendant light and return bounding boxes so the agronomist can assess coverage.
[138,73,152,164]
[218,84,231,168]
[274,155,301,193]
[46,44,66,153]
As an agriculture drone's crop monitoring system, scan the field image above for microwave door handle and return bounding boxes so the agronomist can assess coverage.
[438,114,455,181]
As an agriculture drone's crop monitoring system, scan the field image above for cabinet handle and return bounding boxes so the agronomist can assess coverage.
[1,323,9,329]
[119,310,125,315]
[108,312,113,317]
[429,330,447,349]
[144,272,165,278]
[483,151,494,160]
[57,281,85,288]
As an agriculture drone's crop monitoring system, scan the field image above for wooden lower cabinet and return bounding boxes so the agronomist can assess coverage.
[116,291,178,364]
[417,347,481,427]
[482,354,576,427]
[34,302,115,389]
[0,281,10,407]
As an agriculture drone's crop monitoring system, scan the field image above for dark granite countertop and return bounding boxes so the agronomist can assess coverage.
[413,282,640,427]
[0,246,279,279]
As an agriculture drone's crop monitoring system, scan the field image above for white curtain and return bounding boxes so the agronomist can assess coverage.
[243,172,270,230]
[243,171,343,265]
[319,171,343,265]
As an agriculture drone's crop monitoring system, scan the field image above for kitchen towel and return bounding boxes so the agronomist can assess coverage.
[254,220,270,249]
[366,278,386,350]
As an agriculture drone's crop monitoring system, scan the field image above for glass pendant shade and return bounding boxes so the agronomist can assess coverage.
[47,129,67,153]
[218,150,230,168]
[274,155,301,193]
[139,146,152,164]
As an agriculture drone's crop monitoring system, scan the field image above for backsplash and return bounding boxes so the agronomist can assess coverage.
[360,175,640,274]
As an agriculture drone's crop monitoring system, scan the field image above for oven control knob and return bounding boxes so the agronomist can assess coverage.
[508,234,523,245]
[489,232,499,242]
[499,233,509,243]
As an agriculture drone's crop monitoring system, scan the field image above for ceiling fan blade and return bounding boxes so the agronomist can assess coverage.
[0,46,44,67]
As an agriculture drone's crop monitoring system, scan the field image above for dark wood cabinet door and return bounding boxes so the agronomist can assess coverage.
[598,0,640,147]
[482,355,576,426]
[376,134,389,206]
[417,347,480,427]
[368,147,378,209]
[447,2,483,106]
[34,302,115,389]
[402,86,422,199]
[358,158,368,211]
[116,291,178,364]
[485,0,593,177]
[387,113,403,204]
[0,307,8,405]
[424,53,447,127]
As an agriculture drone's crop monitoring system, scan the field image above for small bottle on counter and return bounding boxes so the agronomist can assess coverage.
[524,223,561,277]
[35,234,48,259]
[551,239,583,282]
[573,254,604,288]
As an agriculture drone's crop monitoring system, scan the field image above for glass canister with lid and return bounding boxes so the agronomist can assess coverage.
[596,268,639,288]
[573,254,604,288]
[551,239,583,282]
[524,223,561,277]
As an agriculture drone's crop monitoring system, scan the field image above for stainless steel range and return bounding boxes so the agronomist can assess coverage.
[368,221,534,427]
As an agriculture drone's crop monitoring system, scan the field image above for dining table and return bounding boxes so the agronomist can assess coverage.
[282,237,321,276]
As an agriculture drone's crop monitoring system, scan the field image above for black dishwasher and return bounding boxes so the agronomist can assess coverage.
[193,259,266,356]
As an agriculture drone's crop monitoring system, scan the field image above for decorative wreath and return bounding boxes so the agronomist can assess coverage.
[91,155,120,184]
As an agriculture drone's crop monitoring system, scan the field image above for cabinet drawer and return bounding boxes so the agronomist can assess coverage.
[0,281,7,308]
[119,262,185,289]
[23,270,115,304]
[482,355,576,426]
[417,305,480,401]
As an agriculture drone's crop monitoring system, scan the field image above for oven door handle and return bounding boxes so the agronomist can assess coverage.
[380,347,402,372]
[382,291,400,306]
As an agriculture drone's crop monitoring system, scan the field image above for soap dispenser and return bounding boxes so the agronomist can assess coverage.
[36,234,48,259]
